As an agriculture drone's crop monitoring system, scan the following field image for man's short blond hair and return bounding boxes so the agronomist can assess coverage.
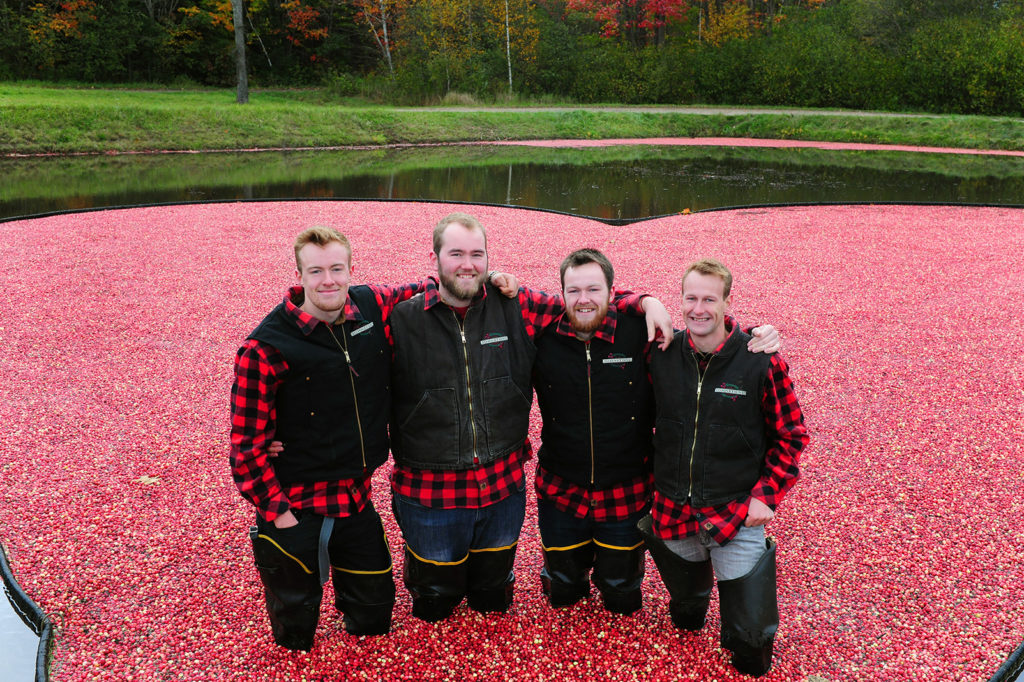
[683,258,732,298]
[293,226,351,271]
[433,212,487,256]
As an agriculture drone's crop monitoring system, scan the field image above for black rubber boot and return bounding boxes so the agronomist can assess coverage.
[332,569,396,636]
[466,545,517,614]
[593,542,645,615]
[250,527,321,651]
[637,515,714,630]
[403,546,467,623]
[540,542,593,607]
[717,538,778,678]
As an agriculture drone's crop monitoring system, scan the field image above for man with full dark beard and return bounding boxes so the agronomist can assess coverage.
[387,215,676,623]
[533,249,780,615]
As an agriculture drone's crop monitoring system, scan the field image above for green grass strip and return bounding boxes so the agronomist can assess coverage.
[2,84,1024,155]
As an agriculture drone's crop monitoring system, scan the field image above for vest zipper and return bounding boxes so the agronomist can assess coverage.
[586,342,595,485]
[686,354,712,500]
[454,310,480,465]
[327,322,367,468]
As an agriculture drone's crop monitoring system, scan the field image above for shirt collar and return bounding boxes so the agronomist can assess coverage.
[422,277,488,310]
[685,315,737,355]
[282,285,362,336]
[554,305,618,344]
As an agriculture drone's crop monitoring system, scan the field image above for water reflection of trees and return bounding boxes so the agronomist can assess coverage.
[3,145,1023,221]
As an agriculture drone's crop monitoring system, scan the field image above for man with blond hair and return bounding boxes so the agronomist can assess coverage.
[641,258,808,677]
[231,226,422,650]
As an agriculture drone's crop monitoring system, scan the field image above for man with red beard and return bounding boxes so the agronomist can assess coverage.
[387,215,675,623]
[533,249,779,615]
[641,258,808,677]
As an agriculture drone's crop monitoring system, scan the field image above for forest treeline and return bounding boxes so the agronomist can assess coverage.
[2,0,1022,115]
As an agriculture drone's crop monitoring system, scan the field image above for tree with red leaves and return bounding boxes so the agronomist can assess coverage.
[566,0,687,46]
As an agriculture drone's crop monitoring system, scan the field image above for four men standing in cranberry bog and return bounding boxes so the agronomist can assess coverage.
[230,213,808,678]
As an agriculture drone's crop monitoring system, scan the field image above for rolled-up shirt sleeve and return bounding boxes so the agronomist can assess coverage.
[229,339,291,520]
[751,354,808,508]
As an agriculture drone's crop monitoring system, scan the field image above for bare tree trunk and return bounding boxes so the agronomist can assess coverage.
[247,11,273,69]
[232,0,248,103]
[364,0,393,75]
[380,0,393,75]
[504,0,512,96]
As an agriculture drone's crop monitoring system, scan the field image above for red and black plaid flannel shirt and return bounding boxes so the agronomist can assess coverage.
[535,468,654,522]
[652,317,807,545]
[391,281,648,509]
[230,282,424,521]
[534,307,655,521]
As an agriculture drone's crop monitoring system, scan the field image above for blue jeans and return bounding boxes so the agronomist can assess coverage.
[537,497,646,551]
[663,524,766,581]
[393,486,526,562]
[393,486,527,618]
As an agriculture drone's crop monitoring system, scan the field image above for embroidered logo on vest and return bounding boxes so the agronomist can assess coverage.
[715,383,747,401]
[480,333,509,350]
[351,321,374,336]
[603,353,633,370]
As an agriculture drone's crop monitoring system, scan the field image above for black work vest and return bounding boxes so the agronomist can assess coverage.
[389,284,536,471]
[534,313,653,488]
[650,328,769,508]
[248,285,390,485]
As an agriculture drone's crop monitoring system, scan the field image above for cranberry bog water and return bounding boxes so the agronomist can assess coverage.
[1,201,1021,681]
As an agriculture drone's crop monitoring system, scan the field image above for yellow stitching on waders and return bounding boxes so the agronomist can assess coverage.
[540,538,593,552]
[256,534,313,574]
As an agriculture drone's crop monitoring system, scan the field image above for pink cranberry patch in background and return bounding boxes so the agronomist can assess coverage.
[485,137,1024,157]
[1,202,1022,681]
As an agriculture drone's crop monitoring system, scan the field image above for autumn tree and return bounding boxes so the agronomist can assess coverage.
[565,0,687,46]
[167,0,235,82]
[402,0,478,92]
[697,0,750,45]
[23,0,98,72]
[241,0,341,79]
[481,0,538,95]
[354,0,403,74]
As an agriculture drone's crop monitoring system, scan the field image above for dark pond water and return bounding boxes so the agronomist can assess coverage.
[3,143,1023,222]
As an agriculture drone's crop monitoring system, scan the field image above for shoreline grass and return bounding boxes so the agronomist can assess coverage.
[3,83,1024,155]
